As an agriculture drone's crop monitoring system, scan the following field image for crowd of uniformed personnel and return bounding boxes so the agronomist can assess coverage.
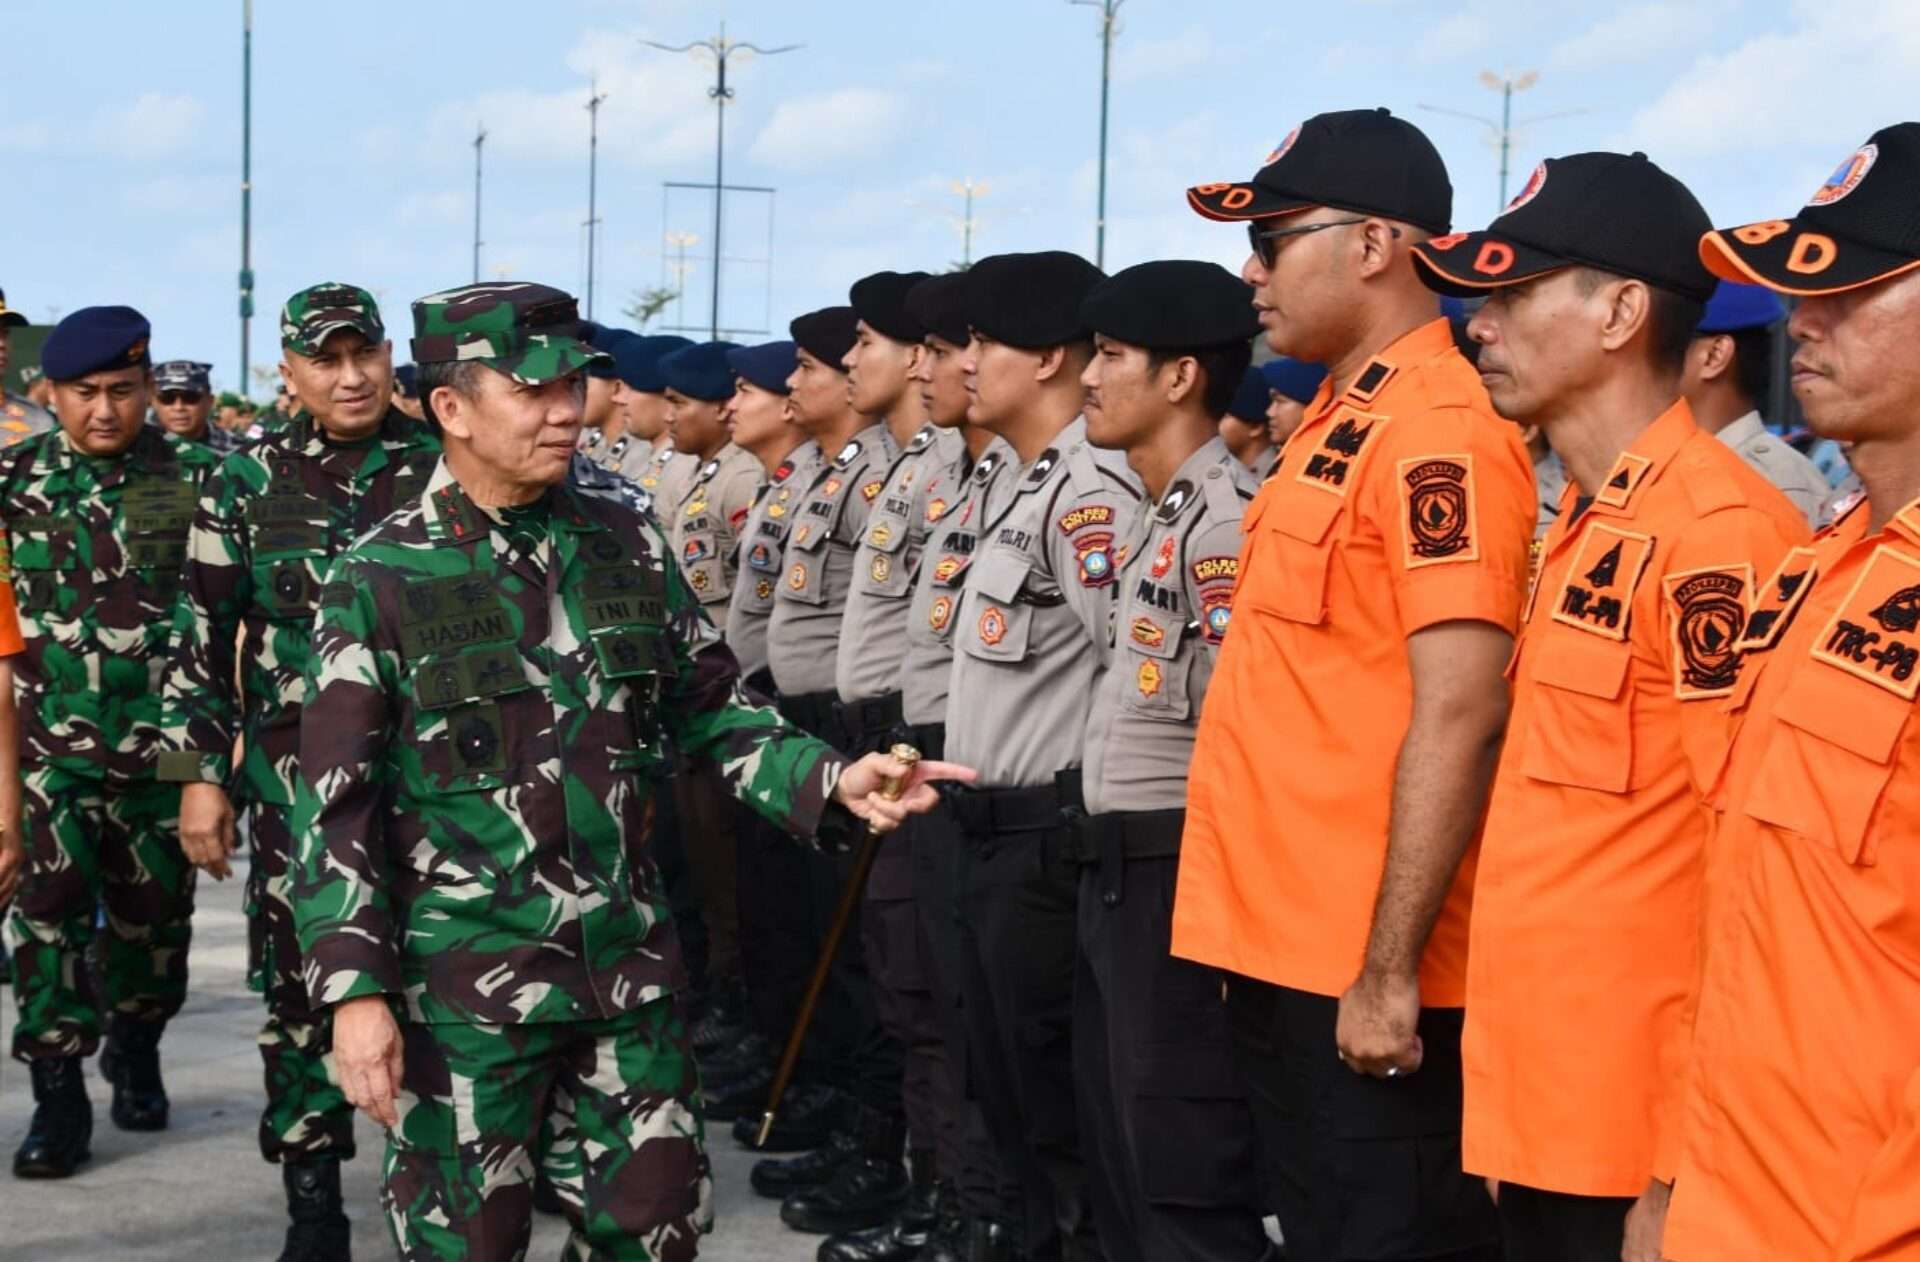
[0,102,1915,1262]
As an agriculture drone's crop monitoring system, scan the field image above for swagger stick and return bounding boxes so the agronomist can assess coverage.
[755,744,920,1148]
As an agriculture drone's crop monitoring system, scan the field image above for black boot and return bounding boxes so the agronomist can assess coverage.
[698,1029,773,1085]
[688,979,751,1053]
[779,1105,910,1234]
[101,1016,169,1131]
[751,1125,859,1199]
[278,1157,351,1262]
[734,1081,840,1152]
[698,1062,776,1122]
[816,1154,944,1261]
[13,1057,93,1179]
[915,1203,972,1262]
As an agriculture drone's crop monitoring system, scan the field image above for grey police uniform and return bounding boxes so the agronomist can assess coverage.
[1072,436,1269,1262]
[1,394,56,450]
[1715,410,1828,527]
[934,414,1143,1249]
[667,442,762,621]
[725,442,824,685]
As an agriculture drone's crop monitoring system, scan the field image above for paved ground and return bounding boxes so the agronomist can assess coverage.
[0,856,819,1261]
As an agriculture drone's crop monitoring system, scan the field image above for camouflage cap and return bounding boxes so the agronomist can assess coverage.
[408,281,607,386]
[281,282,385,355]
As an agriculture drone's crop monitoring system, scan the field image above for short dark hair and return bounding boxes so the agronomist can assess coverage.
[1146,340,1255,419]
[415,360,483,429]
[1574,268,1706,374]
[1727,327,1772,408]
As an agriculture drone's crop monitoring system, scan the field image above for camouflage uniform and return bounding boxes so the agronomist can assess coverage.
[4,425,219,1059]
[159,389,441,1164]
[294,283,848,1260]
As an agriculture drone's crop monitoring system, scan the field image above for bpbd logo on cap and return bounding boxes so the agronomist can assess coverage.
[1808,143,1878,207]
[1505,162,1548,212]
[1263,126,1301,167]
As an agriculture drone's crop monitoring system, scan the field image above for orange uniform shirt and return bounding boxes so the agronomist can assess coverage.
[1666,496,1920,1262]
[0,541,21,656]
[1173,318,1534,1003]
[1463,401,1807,1198]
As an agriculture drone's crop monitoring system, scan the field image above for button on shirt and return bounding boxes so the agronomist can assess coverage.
[1464,400,1807,1198]
[1172,318,1536,1003]
[900,437,1017,727]
[1083,438,1254,815]
[1663,495,1920,1262]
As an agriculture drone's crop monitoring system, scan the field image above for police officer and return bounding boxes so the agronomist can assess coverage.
[6,307,221,1179]
[1257,356,1326,450]
[0,289,57,449]
[157,282,440,1256]
[1074,260,1271,1261]
[1679,279,1829,524]
[149,360,219,448]
[293,280,960,1260]
[1218,364,1276,473]
[578,322,634,468]
[613,334,697,491]
[723,339,815,696]
[936,250,1141,1259]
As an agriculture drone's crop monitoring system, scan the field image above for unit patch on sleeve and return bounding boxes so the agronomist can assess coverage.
[1076,532,1115,587]
[1665,565,1754,699]
[1399,455,1478,566]
[1191,555,1240,645]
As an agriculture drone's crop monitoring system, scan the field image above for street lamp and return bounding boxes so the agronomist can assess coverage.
[665,231,699,327]
[1419,70,1583,210]
[1069,0,1123,268]
[644,26,800,339]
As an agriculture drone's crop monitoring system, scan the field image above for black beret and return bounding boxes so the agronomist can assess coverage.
[42,306,152,382]
[905,274,971,346]
[789,306,859,370]
[658,341,743,402]
[727,341,798,394]
[965,251,1105,349]
[1081,260,1260,350]
[1226,365,1270,422]
[849,270,932,344]
[582,322,635,380]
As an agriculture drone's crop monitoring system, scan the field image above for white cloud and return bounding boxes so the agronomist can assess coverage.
[120,176,225,215]
[747,88,907,170]
[1548,1,1731,71]
[1416,11,1493,64]
[1116,26,1230,84]
[90,92,204,157]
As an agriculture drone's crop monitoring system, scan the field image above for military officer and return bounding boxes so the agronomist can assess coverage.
[392,364,427,423]
[149,360,218,448]
[5,307,221,1179]
[1218,364,1276,473]
[1073,260,1271,1262]
[747,305,905,1205]
[292,281,962,1261]
[660,341,759,618]
[0,290,57,449]
[936,250,1142,1260]
[1679,279,1830,524]
[157,283,440,1257]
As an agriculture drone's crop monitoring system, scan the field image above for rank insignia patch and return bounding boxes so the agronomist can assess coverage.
[1595,451,1653,509]
[1399,455,1478,566]
[1666,565,1754,698]
[862,480,884,502]
[1735,547,1819,654]
[1130,617,1166,649]
[926,497,949,523]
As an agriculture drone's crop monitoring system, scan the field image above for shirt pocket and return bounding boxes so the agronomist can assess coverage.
[9,518,79,615]
[957,549,1035,665]
[590,625,676,768]
[251,526,331,623]
[1118,622,1197,721]
[857,516,914,600]
[1242,489,1342,625]
[1743,667,1906,866]
[780,521,831,607]
[407,642,534,791]
[1520,632,1636,793]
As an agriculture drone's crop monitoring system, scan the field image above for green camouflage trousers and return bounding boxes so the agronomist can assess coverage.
[384,998,711,1261]
[251,804,355,1163]
[6,768,190,1060]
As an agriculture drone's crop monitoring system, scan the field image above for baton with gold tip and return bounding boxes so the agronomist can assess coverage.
[755,744,919,1148]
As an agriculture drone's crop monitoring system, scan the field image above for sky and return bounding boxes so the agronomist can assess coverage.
[2,0,1917,394]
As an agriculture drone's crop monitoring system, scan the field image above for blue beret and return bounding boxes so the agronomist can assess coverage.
[659,341,742,403]
[728,341,797,395]
[583,323,636,379]
[610,334,693,393]
[1259,357,1327,405]
[42,305,152,383]
[1698,280,1785,334]
[1226,365,1270,423]
[394,364,417,395]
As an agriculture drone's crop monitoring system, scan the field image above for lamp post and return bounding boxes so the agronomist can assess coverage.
[1419,71,1583,210]
[584,83,608,319]
[238,0,254,392]
[472,124,486,283]
[644,26,799,339]
[1070,0,1123,268]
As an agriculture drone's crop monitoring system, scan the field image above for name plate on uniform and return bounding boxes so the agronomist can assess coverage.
[9,515,75,536]
[583,593,666,630]
[400,573,515,659]
[582,563,667,599]
[248,495,325,525]
[254,522,329,554]
[412,643,529,711]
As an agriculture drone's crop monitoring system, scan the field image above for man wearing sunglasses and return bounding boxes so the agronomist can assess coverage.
[149,361,220,449]
[1175,108,1535,1262]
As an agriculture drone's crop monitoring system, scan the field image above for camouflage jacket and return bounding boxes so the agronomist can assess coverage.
[292,458,846,1025]
[0,426,222,783]
[158,408,443,807]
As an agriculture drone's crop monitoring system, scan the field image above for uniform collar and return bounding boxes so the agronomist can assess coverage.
[1303,316,1460,421]
[1154,436,1233,522]
[1567,398,1699,522]
[1714,410,1767,452]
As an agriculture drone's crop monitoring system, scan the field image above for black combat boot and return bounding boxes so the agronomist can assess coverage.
[816,1151,943,1261]
[780,1104,910,1234]
[698,1062,776,1122]
[698,1029,773,1086]
[101,1016,169,1131]
[751,1125,859,1198]
[733,1081,840,1152]
[278,1157,352,1262]
[12,1057,93,1179]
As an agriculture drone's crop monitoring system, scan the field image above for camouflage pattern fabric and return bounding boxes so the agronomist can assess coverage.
[1,425,221,784]
[291,457,847,1028]
[158,407,443,808]
[6,769,189,1059]
[408,282,607,385]
[280,281,385,355]
[384,999,707,1261]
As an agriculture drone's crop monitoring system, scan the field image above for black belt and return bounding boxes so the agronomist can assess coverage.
[834,691,904,754]
[1075,808,1186,907]
[904,721,946,763]
[775,689,843,745]
[944,769,1084,839]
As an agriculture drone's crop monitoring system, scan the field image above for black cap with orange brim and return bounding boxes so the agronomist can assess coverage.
[1411,151,1715,303]
[1186,108,1453,235]
[1699,123,1920,297]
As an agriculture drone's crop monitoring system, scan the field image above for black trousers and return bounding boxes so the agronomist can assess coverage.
[1073,826,1269,1262]
[1226,978,1499,1262]
[1496,1184,1631,1262]
[940,791,1099,1259]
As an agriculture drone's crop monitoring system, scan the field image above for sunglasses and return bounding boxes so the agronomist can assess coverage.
[157,390,206,405]
[1247,217,1399,268]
